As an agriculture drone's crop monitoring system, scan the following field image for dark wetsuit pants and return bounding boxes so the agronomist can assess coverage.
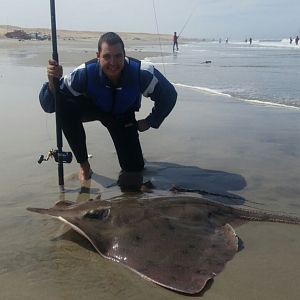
[60,95,145,173]
[173,41,178,51]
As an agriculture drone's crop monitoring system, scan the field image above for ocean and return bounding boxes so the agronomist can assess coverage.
[147,39,300,109]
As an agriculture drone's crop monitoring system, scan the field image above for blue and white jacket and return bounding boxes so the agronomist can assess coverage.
[39,57,177,128]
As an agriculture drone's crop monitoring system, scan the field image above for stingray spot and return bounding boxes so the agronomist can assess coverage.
[84,208,110,220]
[181,249,189,255]
[168,223,176,231]
[188,244,196,249]
[135,235,142,241]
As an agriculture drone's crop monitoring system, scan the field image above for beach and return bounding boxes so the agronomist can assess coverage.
[0,32,299,300]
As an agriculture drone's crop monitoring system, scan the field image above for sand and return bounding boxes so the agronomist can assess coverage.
[0,33,299,300]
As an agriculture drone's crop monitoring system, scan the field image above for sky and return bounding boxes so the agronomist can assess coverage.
[0,0,300,40]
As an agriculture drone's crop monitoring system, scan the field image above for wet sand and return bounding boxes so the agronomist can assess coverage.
[0,36,299,300]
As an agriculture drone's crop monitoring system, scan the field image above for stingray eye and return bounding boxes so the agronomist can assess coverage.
[84,208,110,220]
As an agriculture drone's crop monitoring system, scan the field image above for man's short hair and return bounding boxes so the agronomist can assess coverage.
[98,32,125,54]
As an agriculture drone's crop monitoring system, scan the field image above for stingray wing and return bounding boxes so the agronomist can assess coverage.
[27,198,238,294]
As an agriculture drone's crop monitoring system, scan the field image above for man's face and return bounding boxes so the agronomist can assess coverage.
[97,42,125,83]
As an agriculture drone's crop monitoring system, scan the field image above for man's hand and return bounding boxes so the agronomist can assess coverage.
[137,119,150,132]
[47,59,63,93]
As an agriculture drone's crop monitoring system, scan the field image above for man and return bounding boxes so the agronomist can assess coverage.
[173,32,179,52]
[39,32,177,189]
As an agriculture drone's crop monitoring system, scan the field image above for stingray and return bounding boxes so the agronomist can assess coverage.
[27,195,300,294]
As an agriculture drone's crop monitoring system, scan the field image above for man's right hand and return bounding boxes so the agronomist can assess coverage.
[47,59,63,93]
[137,119,151,132]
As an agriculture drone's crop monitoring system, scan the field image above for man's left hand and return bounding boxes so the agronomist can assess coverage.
[137,119,150,132]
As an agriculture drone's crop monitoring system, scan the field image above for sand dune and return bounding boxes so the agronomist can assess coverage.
[0,24,172,41]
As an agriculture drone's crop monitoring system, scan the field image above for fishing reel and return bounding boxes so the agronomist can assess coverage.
[38,149,72,164]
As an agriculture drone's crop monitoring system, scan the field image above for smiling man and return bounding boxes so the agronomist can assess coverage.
[39,32,177,188]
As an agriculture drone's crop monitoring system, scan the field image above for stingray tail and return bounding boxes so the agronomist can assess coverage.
[236,210,300,225]
[27,207,49,214]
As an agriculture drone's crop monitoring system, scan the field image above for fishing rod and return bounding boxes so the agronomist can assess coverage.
[151,0,166,75]
[38,0,72,192]
[178,1,200,38]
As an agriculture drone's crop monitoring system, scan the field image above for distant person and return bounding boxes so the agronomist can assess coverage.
[249,37,252,45]
[295,36,299,45]
[290,37,293,44]
[225,38,228,43]
[173,32,179,52]
[39,32,177,188]
[245,38,248,43]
